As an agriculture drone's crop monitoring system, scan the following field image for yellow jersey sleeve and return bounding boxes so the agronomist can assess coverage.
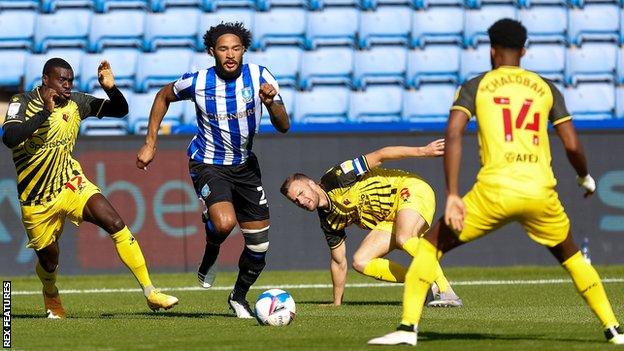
[451,74,486,118]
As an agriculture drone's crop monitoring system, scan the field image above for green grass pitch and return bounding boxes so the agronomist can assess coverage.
[6,266,624,350]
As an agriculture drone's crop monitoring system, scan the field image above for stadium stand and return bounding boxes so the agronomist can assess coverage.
[0,10,36,50]
[33,9,92,53]
[305,8,359,49]
[88,10,145,52]
[299,47,354,90]
[407,45,460,87]
[411,7,464,48]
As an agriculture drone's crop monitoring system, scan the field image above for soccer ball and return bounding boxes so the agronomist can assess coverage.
[254,289,296,326]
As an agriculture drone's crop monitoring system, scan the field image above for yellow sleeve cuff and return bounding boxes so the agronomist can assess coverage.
[552,116,572,126]
[450,106,472,118]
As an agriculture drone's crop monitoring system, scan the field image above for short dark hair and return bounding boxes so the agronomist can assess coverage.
[42,58,72,76]
[487,18,527,49]
[280,173,312,196]
[203,22,252,53]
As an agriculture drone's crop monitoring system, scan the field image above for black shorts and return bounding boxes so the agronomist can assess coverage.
[189,153,269,223]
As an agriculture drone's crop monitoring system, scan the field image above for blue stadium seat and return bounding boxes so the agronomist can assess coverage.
[402,84,455,122]
[33,10,91,53]
[520,0,565,6]
[80,48,139,91]
[407,45,460,87]
[466,0,520,9]
[414,0,463,8]
[196,10,254,51]
[41,0,94,12]
[94,0,148,12]
[304,8,358,49]
[135,49,193,92]
[300,48,353,90]
[411,7,463,48]
[616,86,624,118]
[0,50,27,87]
[520,6,567,45]
[348,85,403,122]
[353,46,407,89]
[617,46,624,84]
[202,0,256,11]
[572,0,619,9]
[0,0,38,9]
[294,87,349,124]
[460,45,490,82]
[358,6,411,49]
[564,83,615,120]
[246,47,301,87]
[79,89,131,135]
[88,10,144,52]
[262,87,295,125]
[464,5,517,47]
[565,43,616,85]
[568,5,620,45]
[144,9,200,51]
[128,90,183,134]
[522,44,565,83]
[150,0,208,12]
[24,49,83,90]
[252,9,306,49]
[361,0,412,11]
[309,0,359,10]
[257,0,307,11]
[0,10,35,49]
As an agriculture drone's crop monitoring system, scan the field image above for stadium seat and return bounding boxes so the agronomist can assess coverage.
[144,9,200,51]
[128,90,183,134]
[41,0,94,12]
[564,83,615,120]
[262,87,295,125]
[460,45,490,82]
[33,9,91,53]
[0,0,38,9]
[80,49,139,91]
[202,0,256,11]
[353,46,407,88]
[294,87,349,124]
[464,5,517,47]
[522,44,565,83]
[568,5,620,45]
[572,0,619,9]
[135,49,194,92]
[565,43,617,85]
[617,46,624,84]
[299,48,353,90]
[150,0,207,12]
[88,10,145,52]
[252,9,306,50]
[246,47,301,88]
[0,10,35,49]
[0,50,27,87]
[466,0,520,9]
[414,0,463,8]
[196,10,254,51]
[24,49,83,90]
[616,86,624,118]
[361,0,412,11]
[309,0,359,10]
[93,0,149,12]
[304,8,359,49]
[411,7,463,48]
[402,84,455,122]
[519,6,567,45]
[257,0,307,11]
[407,45,460,87]
[520,0,566,6]
[79,88,131,135]
[348,85,403,123]
[358,6,411,49]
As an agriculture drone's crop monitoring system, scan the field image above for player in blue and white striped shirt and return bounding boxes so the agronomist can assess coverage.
[136,22,289,318]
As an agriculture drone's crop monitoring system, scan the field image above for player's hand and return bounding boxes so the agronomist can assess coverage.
[136,143,156,170]
[39,86,58,113]
[577,174,596,198]
[444,193,466,233]
[423,139,445,157]
[98,60,115,90]
[259,83,277,105]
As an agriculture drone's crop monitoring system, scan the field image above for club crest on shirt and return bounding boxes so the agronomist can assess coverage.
[241,87,253,103]
[201,184,211,198]
[62,113,69,122]
[400,188,411,202]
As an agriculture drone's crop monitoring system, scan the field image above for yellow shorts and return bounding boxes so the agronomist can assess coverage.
[374,176,436,234]
[457,182,570,247]
[21,175,100,250]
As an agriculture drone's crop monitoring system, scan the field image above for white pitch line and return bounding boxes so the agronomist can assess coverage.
[9,277,624,296]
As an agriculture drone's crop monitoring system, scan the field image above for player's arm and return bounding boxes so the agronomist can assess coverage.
[2,90,55,148]
[443,110,470,232]
[83,60,128,119]
[329,241,348,306]
[364,139,445,169]
[259,68,289,133]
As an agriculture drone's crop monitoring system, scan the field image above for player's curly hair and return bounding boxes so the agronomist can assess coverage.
[203,22,252,53]
[280,173,312,196]
[487,18,527,49]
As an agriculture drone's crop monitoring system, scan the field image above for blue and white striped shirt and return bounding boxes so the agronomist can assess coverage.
[173,63,281,166]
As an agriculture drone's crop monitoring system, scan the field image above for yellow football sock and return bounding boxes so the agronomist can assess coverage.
[362,258,407,282]
[562,251,620,328]
[401,240,442,326]
[35,262,58,295]
[111,227,153,294]
[402,237,450,293]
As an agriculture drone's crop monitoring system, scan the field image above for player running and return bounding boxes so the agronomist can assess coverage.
[280,140,462,307]
[136,22,290,318]
[368,19,624,346]
[2,58,178,319]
